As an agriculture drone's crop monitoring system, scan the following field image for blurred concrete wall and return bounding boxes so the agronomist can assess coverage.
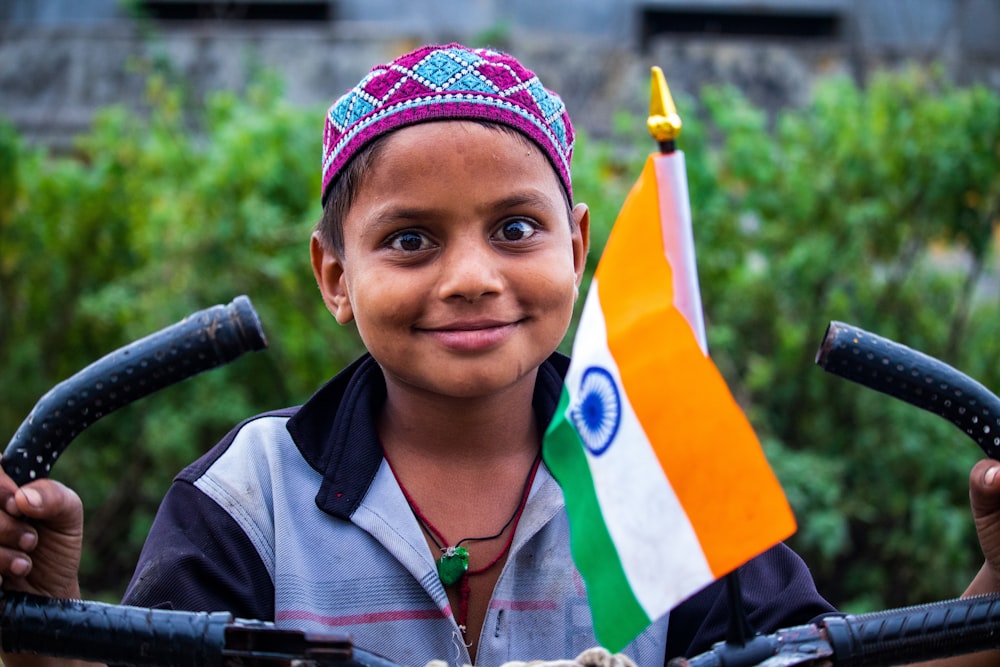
[2,0,998,150]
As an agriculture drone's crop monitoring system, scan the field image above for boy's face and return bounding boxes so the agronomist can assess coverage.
[311,121,589,400]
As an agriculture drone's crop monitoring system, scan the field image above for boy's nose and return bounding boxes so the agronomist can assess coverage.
[436,241,504,302]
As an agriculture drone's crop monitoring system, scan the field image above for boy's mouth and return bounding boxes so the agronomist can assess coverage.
[417,319,524,352]
[425,318,518,332]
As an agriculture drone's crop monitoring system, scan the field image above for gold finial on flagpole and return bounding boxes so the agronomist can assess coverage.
[647,66,682,150]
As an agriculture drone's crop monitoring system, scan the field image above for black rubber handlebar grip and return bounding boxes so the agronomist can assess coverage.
[0,591,231,667]
[822,593,1000,666]
[677,593,1000,667]
[0,590,406,667]
[816,320,1000,460]
[2,295,268,485]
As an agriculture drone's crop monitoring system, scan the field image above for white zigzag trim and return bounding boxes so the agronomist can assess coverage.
[322,93,571,177]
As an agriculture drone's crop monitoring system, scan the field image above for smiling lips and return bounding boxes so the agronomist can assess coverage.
[419,319,523,352]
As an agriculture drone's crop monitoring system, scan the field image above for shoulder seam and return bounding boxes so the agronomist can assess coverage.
[176,408,299,484]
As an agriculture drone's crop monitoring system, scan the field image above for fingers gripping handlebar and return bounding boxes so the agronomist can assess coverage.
[2,296,268,485]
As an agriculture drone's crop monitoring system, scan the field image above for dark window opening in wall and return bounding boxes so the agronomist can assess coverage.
[140,1,333,22]
[640,7,841,47]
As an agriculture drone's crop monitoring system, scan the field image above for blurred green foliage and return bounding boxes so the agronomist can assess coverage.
[1,64,998,616]
[682,67,1000,611]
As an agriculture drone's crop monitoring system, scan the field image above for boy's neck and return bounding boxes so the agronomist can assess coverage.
[377,371,544,661]
[377,370,541,467]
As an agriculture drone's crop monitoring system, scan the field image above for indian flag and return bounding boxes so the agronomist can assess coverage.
[543,151,796,651]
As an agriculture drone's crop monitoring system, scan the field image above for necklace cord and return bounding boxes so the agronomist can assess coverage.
[383,450,543,636]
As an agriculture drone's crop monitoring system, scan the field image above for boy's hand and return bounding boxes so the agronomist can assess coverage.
[970,459,1000,590]
[0,458,83,600]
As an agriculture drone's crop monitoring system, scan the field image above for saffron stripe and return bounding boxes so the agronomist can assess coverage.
[596,155,795,577]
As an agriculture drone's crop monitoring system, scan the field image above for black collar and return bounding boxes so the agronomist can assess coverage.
[286,353,570,519]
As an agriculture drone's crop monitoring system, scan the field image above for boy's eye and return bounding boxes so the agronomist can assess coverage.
[496,219,537,242]
[389,231,430,252]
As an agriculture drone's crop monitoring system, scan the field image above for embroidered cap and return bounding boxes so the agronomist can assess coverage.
[321,43,575,206]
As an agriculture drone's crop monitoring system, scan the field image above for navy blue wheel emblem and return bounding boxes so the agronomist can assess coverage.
[570,366,622,456]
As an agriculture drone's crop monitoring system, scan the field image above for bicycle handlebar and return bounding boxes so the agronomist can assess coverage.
[3,316,999,666]
[2,295,268,486]
[3,589,999,667]
[0,590,399,667]
[815,320,1000,460]
[821,594,1000,667]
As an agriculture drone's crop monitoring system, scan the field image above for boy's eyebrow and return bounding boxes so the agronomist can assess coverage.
[370,190,559,225]
[485,191,559,213]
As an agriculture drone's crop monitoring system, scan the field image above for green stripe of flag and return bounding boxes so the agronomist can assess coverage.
[542,387,650,651]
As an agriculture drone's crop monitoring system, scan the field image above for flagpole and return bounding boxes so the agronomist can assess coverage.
[647,65,756,647]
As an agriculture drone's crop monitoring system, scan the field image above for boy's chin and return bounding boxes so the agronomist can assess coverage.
[388,362,543,401]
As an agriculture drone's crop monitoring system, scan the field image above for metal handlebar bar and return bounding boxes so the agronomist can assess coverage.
[4,589,1000,667]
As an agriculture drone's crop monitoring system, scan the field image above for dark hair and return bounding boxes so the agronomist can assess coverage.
[316,133,390,256]
[315,122,572,256]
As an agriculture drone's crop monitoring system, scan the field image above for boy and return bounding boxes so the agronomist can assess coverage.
[1,43,999,667]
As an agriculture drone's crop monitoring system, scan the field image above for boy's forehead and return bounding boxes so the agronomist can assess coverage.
[360,121,564,202]
[384,120,542,163]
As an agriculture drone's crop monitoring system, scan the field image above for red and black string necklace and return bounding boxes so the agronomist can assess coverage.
[385,451,542,635]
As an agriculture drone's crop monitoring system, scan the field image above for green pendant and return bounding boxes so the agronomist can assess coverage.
[436,546,469,585]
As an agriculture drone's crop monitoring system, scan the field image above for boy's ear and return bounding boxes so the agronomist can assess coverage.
[310,232,355,325]
[571,203,591,289]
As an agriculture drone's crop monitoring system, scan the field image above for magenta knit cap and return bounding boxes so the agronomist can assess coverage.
[321,43,575,205]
